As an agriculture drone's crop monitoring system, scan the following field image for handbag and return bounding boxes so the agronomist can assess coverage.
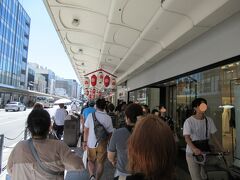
[82,150,88,169]
[27,139,64,176]
[192,117,211,152]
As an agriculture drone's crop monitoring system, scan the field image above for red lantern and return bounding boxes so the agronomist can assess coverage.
[111,78,116,89]
[91,74,97,87]
[104,75,110,87]
[97,71,104,85]
[84,77,90,88]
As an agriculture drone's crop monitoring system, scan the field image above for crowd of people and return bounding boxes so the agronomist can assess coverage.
[6,97,225,180]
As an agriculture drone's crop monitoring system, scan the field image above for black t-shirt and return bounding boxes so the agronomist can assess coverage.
[108,111,117,128]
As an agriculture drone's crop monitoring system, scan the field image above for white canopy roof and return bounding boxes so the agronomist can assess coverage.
[43,0,240,86]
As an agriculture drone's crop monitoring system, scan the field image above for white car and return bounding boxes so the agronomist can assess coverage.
[5,102,26,112]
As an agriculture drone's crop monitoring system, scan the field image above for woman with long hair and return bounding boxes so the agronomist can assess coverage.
[127,115,177,180]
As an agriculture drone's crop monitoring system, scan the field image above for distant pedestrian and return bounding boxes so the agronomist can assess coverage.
[71,101,77,111]
[142,104,150,115]
[82,100,96,122]
[107,103,117,128]
[159,105,174,131]
[151,109,159,116]
[53,103,67,139]
[81,100,96,136]
[33,102,44,110]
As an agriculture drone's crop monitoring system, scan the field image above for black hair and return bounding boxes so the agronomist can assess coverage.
[151,109,159,114]
[192,98,207,109]
[142,104,150,114]
[108,103,115,112]
[159,105,166,109]
[27,109,51,139]
[96,98,106,110]
[125,103,143,123]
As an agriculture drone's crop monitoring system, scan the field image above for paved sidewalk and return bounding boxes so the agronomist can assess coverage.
[66,148,115,180]
[1,143,190,180]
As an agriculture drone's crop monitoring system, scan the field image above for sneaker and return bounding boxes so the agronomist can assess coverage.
[89,175,95,180]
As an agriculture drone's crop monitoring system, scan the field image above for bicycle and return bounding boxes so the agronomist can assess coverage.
[193,152,234,180]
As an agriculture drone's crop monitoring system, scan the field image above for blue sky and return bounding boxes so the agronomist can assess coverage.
[20,0,79,82]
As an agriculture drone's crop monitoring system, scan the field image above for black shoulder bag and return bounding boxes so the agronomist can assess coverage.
[192,117,211,152]
[92,112,109,147]
[28,139,64,176]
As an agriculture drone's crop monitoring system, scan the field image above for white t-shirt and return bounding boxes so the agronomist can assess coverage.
[183,116,217,154]
[54,108,67,126]
[84,110,114,148]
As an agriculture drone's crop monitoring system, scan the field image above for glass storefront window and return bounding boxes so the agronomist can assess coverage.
[173,64,236,162]
[129,88,148,105]
[129,58,240,167]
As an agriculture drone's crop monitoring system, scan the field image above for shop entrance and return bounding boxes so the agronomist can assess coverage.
[176,77,197,133]
[230,79,240,168]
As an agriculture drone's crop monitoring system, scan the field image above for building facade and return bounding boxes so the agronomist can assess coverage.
[28,62,56,95]
[127,12,240,169]
[34,73,47,93]
[27,66,35,90]
[55,79,71,97]
[0,0,30,88]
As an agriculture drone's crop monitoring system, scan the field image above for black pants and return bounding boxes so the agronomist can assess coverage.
[56,125,64,140]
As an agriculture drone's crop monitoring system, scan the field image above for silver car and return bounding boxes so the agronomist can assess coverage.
[5,102,26,112]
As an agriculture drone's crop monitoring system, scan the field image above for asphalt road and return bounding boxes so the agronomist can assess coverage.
[0,109,31,148]
[0,105,63,149]
[0,107,62,170]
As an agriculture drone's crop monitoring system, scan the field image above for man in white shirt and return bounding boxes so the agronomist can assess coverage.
[83,99,114,180]
[54,103,68,139]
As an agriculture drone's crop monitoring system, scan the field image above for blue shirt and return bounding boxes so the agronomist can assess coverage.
[83,107,96,121]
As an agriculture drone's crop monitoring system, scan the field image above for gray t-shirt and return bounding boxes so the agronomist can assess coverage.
[108,127,131,175]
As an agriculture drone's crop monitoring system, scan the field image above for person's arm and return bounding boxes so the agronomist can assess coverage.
[80,115,85,133]
[184,135,202,155]
[211,133,225,152]
[83,127,89,150]
[7,149,14,175]
[59,142,84,171]
[107,131,117,166]
[107,152,116,167]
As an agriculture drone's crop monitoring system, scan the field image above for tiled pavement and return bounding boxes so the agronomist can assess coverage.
[66,147,191,180]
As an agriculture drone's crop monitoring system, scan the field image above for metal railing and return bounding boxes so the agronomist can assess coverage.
[0,134,4,174]
[0,128,28,175]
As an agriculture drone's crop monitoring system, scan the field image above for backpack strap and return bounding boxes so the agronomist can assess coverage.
[92,112,109,147]
[205,117,208,139]
[27,139,64,176]
[92,112,98,124]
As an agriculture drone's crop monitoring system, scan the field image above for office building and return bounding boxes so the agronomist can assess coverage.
[28,62,55,94]
[0,0,30,88]
[27,66,35,90]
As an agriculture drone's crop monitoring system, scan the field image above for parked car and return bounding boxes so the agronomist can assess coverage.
[5,102,26,112]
